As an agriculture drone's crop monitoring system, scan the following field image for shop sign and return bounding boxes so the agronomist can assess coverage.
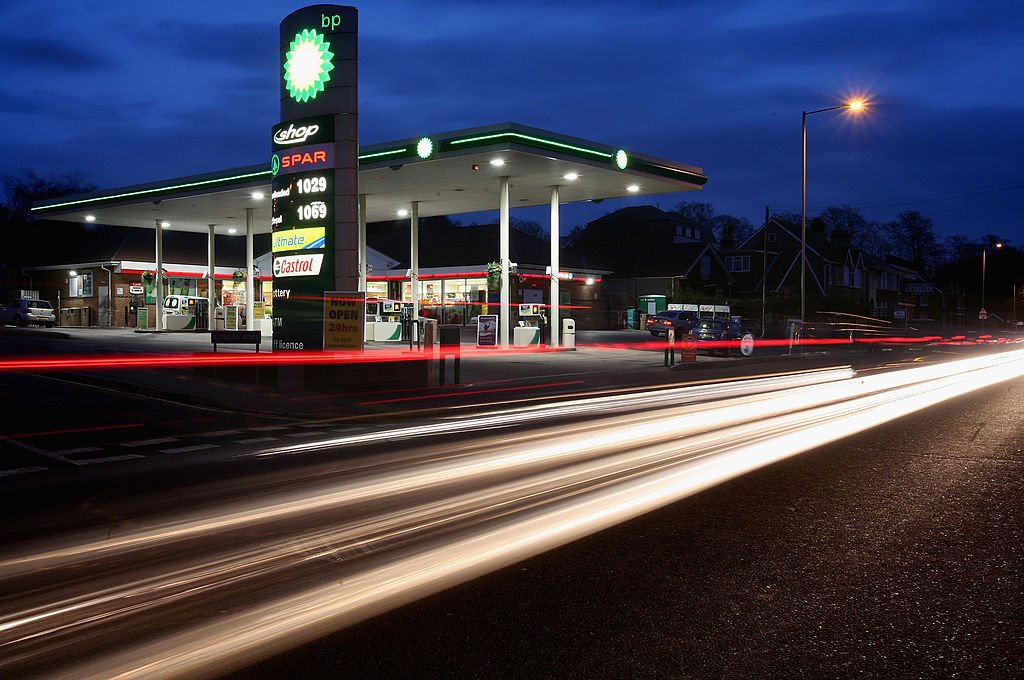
[323,291,364,351]
[271,143,333,177]
[272,227,326,252]
[274,253,324,277]
[272,114,335,149]
[129,284,144,295]
[557,272,601,282]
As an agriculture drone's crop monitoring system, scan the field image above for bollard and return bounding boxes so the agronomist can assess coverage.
[664,328,676,366]
[438,325,461,386]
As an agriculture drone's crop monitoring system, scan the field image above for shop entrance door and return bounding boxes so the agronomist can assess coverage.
[98,285,110,326]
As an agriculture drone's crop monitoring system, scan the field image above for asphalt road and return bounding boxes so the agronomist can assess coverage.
[222,370,1024,679]
[2,329,1021,678]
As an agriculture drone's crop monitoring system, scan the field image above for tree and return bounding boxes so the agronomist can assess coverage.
[511,217,544,238]
[673,201,715,227]
[2,170,96,224]
[884,210,944,268]
[711,214,754,244]
[944,234,976,264]
[819,204,868,239]
[561,224,586,248]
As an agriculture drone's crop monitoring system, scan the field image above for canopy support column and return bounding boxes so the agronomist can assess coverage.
[358,193,367,292]
[154,220,164,330]
[207,224,216,331]
[549,185,560,347]
[245,207,254,330]
[410,201,419,318]
[499,176,510,347]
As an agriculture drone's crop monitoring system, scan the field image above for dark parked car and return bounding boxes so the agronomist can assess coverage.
[693,319,745,355]
[645,310,698,336]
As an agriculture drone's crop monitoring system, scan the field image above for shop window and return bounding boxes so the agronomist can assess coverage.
[366,281,388,298]
[69,271,94,298]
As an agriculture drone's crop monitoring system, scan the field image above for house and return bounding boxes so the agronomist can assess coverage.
[566,206,732,326]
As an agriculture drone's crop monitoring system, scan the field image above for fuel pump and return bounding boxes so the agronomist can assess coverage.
[513,303,543,346]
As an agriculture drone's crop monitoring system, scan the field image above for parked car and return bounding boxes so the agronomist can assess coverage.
[693,319,746,355]
[0,299,56,328]
[645,310,698,336]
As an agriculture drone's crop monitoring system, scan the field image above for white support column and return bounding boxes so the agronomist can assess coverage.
[358,193,367,292]
[499,176,510,347]
[549,185,560,347]
[245,207,255,330]
[410,201,420,318]
[207,224,216,331]
[154,220,164,330]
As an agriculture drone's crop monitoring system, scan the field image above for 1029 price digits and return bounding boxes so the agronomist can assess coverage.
[296,176,328,194]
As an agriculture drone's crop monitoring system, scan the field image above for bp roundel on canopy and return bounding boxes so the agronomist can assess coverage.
[283,29,336,103]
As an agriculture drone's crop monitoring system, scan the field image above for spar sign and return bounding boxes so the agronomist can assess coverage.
[274,253,324,277]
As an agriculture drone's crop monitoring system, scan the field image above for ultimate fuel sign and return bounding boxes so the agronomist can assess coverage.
[273,4,357,351]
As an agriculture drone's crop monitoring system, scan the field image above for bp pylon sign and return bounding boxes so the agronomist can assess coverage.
[272,5,358,351]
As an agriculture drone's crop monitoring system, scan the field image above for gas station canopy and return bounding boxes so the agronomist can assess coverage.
[33,122,706,232]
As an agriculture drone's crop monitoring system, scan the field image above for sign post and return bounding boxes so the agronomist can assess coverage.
[681,333,698,362]
[272,5,357,351]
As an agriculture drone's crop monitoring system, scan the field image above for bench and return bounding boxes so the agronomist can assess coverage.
[210,330,262,352]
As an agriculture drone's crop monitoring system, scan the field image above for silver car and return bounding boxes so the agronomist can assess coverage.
[0,299,56,328]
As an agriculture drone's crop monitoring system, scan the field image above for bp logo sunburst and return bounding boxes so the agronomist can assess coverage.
[283,29,335,103]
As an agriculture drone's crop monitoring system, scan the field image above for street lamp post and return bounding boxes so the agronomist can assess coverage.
[981,241,1002,327]
[801,100,864,325]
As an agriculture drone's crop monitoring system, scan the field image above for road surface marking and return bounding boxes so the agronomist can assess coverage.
[160,444,221,454]
[123,437,179,448]
[0,466,47,478]
[199,430,244,438]
[285,431,322,438]
[233,437,280,444]
[251,426,289,432]
[71,454,145,466]
[52,447,103,455]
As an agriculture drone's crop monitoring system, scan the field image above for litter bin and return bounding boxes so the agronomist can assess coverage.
[419,317,437,347]
[562,318,576,350]
[439,324,461,351]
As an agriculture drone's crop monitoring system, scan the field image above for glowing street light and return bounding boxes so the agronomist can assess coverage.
[801,100,867,325]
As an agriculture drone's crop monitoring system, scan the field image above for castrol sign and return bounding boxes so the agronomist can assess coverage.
[273,253,324,278]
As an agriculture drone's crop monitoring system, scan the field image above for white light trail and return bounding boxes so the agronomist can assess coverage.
[1,350,1023,679]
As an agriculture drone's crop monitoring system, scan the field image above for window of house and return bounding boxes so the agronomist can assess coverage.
[920,294,929,306]
[725,255,750,272]
[675,225,683,237]
[700,255,711,278]
[853,269,862,288]
[767,232,777,243]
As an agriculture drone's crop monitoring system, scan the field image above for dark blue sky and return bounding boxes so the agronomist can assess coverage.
[3,0,1022,243]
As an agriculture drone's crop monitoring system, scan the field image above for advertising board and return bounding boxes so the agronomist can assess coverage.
[323,291,364,350]
[477,315,498,346]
